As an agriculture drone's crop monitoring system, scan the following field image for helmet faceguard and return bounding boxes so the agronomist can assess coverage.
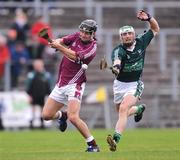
[79,19,97,34]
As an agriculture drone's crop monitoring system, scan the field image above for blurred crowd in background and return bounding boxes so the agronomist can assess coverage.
[0,8,58,90]
[0,6,58,130]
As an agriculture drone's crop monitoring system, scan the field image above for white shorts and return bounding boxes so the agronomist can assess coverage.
[49,83,86,106]
[113,79,144,104]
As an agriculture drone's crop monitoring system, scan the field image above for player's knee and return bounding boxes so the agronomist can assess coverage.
[119,104,128,114]
[68,113,79,123]
[42,111,53,120]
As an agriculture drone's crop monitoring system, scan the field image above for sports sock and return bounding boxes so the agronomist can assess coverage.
[86,136,97,146]
[61,111,67,120]
[87,140,97,146]
[136,104,143,115]
[57,111,62,119]
[58,111,67,120]
[113,132,121,143]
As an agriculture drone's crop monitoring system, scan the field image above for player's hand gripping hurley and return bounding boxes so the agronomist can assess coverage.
[38,28,59,51]
[99,57,119,76]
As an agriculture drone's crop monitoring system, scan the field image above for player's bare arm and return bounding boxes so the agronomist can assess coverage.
[137,10,160,35]
[49,39,77,60]
[148,17,160,35]
[53,38,64,45]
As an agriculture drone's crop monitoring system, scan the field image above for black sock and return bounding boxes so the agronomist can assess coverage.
[61,111,67,121]
[87,139,97,146]
[0,118,4,130]
[30,120,34,129]
[40,117,45,128]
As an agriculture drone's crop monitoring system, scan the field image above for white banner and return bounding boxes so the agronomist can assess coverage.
[0,91,52,129]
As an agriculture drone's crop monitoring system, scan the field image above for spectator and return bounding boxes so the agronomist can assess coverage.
[0,34,10,90]
[10,8,30,45]
[26,59,51,129]
[10,41,30,88]
[0,98,5,130]
[7,28,17,50]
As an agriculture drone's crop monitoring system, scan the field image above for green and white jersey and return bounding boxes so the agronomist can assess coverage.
[111,29,154,82]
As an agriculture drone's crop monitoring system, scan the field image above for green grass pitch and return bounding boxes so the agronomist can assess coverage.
[1,129,180,160]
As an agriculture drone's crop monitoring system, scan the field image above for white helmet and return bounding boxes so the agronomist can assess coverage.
[119,25,135,35]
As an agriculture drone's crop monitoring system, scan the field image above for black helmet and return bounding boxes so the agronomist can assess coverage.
[79,19,97,33]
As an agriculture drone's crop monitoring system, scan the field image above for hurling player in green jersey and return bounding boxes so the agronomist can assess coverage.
[107,10,160,152]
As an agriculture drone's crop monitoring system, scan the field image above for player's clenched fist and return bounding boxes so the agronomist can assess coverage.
[48,39,60,49]
[137,10,152,21]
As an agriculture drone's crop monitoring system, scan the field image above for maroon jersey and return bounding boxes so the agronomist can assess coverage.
[57,32,97,87]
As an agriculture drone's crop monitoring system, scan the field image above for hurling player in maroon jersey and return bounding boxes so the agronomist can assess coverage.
[42,19,100,152]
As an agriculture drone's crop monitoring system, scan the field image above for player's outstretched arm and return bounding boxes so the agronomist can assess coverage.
[137,10,160,35]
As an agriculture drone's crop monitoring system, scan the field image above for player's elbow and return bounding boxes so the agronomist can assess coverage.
[155,25,160,33]
[152,26,160,36]
[153,23,160,34]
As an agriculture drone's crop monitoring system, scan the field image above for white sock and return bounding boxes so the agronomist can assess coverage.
[115,130,121,135]
[86,136,94,142]
[57,111,62,119]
